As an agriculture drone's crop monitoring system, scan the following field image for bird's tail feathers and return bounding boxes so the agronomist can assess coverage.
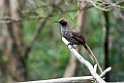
[83,44,103,73]
[83,44,95,62]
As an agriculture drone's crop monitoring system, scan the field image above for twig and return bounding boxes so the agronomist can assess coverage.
[62,37,106,83]
[100,67,111,77]
[94,64,97,73]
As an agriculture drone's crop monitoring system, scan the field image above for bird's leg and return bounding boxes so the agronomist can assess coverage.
[67,42,73,47]
[67,42,74,49]
[73,45,79,49]
[67,43,78,49]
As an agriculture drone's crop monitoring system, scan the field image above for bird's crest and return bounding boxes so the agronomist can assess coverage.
[59,18,67,22]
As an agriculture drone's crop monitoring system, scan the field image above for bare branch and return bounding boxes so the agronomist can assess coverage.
[17,67,111,83]
[62,37,106,83]
[100,67,111,77]
[17,76,93,83]
[17,38,111,83]
[78,0,124,11]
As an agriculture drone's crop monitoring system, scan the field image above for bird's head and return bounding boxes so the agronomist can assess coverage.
[59,18,67,26]
[51,18,68,26]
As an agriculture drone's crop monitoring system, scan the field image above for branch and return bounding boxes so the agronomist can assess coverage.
[0,9,77,24]
[17,76,93,83]
[62,37,106,83]
[100,67,111,77]
[17,37,111,83]
[0,16,48,23]
[78,0,124,11]
[17,67,111,83]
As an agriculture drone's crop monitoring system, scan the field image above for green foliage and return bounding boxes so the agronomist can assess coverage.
[0,0,124,82]
[27,38,70,80]
[22,0,124,81]
[23,20,39,44]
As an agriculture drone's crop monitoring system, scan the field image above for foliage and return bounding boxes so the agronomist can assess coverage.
[22,0,124,81]
[0,0,124,82]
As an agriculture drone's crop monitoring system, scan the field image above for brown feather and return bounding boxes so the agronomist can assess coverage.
[71,30,85,45]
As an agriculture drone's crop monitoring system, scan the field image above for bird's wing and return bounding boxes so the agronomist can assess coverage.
[71,30,85,45]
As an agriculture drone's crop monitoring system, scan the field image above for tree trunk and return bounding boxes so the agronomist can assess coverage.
[76,0,88,76]
[63,0,88,77]
[10,0,24,55]
[103,11,109,81]
[0,0,64,82]
[0,0,26,82]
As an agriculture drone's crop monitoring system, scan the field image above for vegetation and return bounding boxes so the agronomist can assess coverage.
[0,0,124,82]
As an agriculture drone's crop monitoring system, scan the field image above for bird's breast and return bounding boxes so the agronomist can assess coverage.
[61,28,78,44]
[61,28,72,38]
[61,27,80,45]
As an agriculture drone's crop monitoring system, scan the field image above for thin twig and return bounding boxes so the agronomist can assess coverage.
[100,67,111,77]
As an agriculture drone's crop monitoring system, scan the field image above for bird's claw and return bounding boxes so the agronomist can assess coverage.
[67,43,78,49]
[67,43,71,47]
[67,43,73,49]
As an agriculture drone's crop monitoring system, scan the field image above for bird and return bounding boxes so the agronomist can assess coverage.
[52,18,102,73]
[52,18,85,47]
[59,18,85,46]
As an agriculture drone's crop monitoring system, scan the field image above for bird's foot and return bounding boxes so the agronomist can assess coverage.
[67,43,73,49]
[73,45,79,49]
[67,43,78,49]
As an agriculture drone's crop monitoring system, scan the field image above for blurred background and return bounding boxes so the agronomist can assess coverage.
[0,0,124,83]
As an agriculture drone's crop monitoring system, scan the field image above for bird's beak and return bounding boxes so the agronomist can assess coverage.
[51,20,59,25]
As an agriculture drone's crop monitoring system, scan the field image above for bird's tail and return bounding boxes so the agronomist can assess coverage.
[83,44,103,73]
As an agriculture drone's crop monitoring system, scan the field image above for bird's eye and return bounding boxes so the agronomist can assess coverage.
[59,19,67,25]
[61,20,67,24]
[61,20,64,23]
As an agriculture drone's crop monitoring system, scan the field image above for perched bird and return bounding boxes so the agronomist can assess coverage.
[59,18,85,46]
[53,18,102,73]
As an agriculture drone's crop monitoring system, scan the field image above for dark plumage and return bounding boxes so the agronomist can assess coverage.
[55,18,103,73]
[59,18,85,46]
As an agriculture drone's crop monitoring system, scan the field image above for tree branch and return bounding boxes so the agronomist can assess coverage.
[17,67,111,83]
[17,37,111,83]
[78,0,124,11]
[62,37,106,83]
[17,76,93,83]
